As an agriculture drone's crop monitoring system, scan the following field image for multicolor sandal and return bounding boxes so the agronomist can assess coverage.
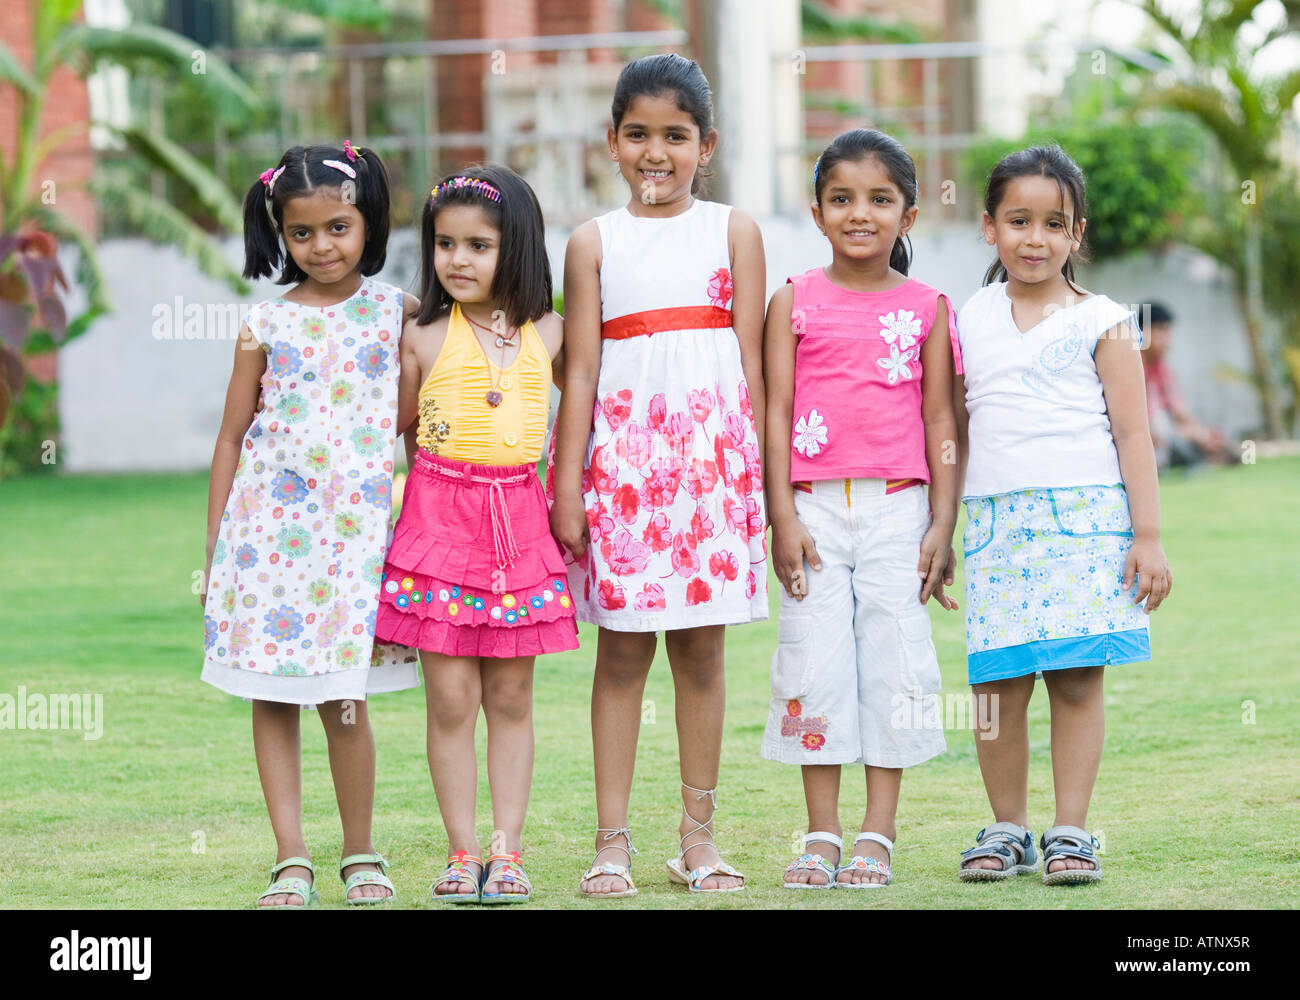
[958,822,1040,882]
[579,827,638,899]
[1040,825,1102,886]
[431,849,483,904]
[665,783,746,893]
[784,831,842,889]
[481,850,532,904]
[257,856,318,909]
[836,832,893,889]
[339,853,395,906]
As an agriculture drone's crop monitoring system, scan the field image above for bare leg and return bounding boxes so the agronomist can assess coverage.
[1043,665,1105,874]
[838,766,900,885]
[480,655,535,894]
[582,628,656,895]
[961,674,1035,871]
[318,697,389,900]
[424,651,484,895]
[784,765,842,886]
[252,699,309,906]
[665,625,742,891]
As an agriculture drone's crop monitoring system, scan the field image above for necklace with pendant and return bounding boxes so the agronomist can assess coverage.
[464,310,517,407]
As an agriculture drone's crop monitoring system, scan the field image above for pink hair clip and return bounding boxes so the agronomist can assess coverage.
[343,140,359,162]
[260,165,286,194]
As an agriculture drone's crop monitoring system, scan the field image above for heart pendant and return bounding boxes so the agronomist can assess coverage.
[485,390,503,407]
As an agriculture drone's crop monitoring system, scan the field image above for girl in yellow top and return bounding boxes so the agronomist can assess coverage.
[375,165,576,903]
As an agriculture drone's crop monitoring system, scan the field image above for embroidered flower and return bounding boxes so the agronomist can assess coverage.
[707,267,733,308]
[685,577,713,605]
[360,474,391,507]
[801,733,826,751]
[603,530,652,576]
[634,583,667,611]
[271,470,309,505]
[877,345,916,385]
[355,344,389,380]
[263,605,305,642]
[786,699,802,717]
[879,309,922,350]
[597,579,627,611]
[269,342,302,376]
[792,409,829,458]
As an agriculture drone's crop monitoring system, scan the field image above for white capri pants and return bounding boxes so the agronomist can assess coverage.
[760,479,946,768]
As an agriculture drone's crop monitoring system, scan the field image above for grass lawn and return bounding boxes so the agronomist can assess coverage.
[1,459,1296,909]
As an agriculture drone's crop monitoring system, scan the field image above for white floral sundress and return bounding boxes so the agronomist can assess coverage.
[201,277,419,704]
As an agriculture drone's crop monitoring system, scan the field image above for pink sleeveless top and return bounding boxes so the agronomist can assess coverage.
[788,267,962,484]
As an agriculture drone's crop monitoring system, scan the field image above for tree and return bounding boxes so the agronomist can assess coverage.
[1127,0,1300,437]
[0,0,258,467]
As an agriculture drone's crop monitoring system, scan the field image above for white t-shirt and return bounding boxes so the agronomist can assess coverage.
[957,282,1139,499]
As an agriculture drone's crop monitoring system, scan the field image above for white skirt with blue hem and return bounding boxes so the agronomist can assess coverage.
[963,485,1151,684]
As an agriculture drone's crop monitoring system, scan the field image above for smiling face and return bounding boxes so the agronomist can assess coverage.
[811,155,916,265]
[608,92,715,214]
[432,203,501,312]
[280,188,367,289]
[982,174,1085,288]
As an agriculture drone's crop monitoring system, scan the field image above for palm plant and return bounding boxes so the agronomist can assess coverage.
[1128,0,1300,437]
[0,0,259,427]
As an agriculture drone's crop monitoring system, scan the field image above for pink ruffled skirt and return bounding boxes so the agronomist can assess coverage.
[375,450,579,658]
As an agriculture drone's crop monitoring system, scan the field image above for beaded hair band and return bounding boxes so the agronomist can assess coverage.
[431,176,502,204]
[259,165,286,194]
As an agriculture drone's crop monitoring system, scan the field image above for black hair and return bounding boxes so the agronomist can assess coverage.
[982,144,1089,288]
[241,143,391,284]
[1137,301,1174,331]
[415,163,553,330]
[610,52,715,196]
[812,128,917,275]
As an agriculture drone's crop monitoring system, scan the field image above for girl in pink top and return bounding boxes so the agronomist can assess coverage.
[763,129,963,889]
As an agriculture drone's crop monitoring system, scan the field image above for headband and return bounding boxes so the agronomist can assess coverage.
[431,176,502,204]
[812,155,822,187]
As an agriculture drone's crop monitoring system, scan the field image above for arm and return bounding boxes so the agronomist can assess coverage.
[549,221,602,558]
[1096,325,1172,612]
[536,309,565,389]
[729,208,766,458]
[763,284,821,599]
[918,296,959,609]
[395,314,424,435]
[202,325,267,604]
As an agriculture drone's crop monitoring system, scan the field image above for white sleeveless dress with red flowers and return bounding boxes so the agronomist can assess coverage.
[548,200,768,630]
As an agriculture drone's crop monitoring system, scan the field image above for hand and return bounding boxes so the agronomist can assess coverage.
[1123,537,1171,612]
[198,555,213,608]
[772,518,822,601]
[918,525,958,609]
[549,495,589,560]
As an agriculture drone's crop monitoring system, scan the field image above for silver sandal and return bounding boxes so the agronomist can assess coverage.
[959,822,1040,882]
[1040,825,1102,885]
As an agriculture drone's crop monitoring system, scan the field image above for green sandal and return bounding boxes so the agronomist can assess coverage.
[340,853,395,906]
[257,856,318,909]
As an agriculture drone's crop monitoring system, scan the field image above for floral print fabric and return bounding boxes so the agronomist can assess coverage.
[202,279,418,700]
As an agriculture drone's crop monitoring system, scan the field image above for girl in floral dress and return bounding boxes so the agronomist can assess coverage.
[201,143,418,907]
[764,129,963,890]
[549,53,768,896]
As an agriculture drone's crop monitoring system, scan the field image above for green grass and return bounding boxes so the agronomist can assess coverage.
[1,460,1297,909]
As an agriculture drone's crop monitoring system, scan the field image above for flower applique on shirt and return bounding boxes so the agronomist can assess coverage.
[879,309,922,350]
[878,345,915,385]
[793,408,829,457]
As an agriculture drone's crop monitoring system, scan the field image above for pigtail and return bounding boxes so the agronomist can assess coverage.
[242,173,283,280]
[414,194,441,326]
[350,146,392,276]
[890,234,913,276]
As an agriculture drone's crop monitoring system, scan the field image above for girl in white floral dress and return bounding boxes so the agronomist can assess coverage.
[201,143,418,908]
[549,54,767,896]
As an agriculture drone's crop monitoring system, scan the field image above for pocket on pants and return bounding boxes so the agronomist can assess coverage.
[896,608,941,695]
[770,611,813,700]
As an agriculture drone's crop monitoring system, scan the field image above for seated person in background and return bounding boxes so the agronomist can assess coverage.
[1139,302,1238,470]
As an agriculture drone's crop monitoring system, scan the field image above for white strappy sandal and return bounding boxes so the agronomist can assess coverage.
[784,831,843,889]
[579,826,639,899]
[836,832,893,888]
[665,783,746,893]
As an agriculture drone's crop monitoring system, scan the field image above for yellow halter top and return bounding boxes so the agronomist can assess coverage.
[416,302,551,465]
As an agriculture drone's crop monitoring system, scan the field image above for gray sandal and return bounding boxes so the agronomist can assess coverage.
[1040,825,1102,885]
[958,822,1040,882]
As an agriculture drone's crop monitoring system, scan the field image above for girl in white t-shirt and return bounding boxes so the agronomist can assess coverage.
[953,146,1172,886]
